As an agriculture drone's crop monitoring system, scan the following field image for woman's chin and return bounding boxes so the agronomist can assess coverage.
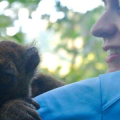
[106,60,120,73]
[106,68,120,73]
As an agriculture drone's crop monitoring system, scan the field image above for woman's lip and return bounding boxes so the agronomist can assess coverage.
[102,45,120,51]
[106,54,120,62]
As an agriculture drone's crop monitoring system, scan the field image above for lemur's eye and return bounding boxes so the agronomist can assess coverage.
[0,75,13,84]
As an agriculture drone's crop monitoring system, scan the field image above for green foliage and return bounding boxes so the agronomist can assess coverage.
[0,15,12,27]
[46,6,106,83]
[6,0,40,4]
[12,32,25,44]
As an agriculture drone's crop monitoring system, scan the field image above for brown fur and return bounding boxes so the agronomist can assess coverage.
[0,40,64,120]
[0,41,41,120]
[32,73,65,97]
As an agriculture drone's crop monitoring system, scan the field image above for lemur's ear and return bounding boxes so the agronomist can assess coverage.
[25,47,40,72]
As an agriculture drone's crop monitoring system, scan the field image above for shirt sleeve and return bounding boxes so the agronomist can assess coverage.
[34,77,101,120]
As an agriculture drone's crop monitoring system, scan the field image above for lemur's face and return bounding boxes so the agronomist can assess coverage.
[0,41,40,104]
[0,41,24,91]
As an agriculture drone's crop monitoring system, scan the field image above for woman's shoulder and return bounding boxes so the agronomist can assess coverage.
[34,77,101,120]
[34,71,120,120]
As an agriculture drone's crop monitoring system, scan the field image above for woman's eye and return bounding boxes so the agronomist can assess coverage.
[116,7,120,14]
[0,75,12,84]
[116,0,120,12]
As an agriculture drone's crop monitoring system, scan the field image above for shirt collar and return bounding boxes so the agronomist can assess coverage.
[99,71,120,111]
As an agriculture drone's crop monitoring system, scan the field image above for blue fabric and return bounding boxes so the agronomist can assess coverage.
[34,71,120,120]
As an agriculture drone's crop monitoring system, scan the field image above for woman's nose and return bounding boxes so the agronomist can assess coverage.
[91,14,117,38]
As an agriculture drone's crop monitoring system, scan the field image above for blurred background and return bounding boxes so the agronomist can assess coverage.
[0,0,106,83]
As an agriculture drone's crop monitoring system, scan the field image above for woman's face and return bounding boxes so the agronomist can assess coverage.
[91,0,120,73]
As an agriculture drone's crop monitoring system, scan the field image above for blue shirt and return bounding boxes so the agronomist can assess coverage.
[34,71,120,120]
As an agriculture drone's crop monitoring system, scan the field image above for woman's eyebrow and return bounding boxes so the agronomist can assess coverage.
[102,0,107,5]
